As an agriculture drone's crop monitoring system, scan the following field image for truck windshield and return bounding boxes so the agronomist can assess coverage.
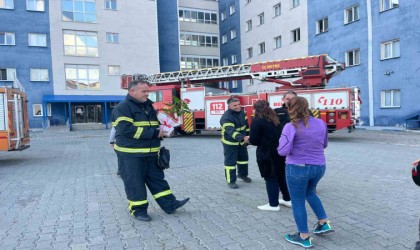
[148,91,163,102]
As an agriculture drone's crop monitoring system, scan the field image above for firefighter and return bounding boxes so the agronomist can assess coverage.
[220,97,252,189]
[274,91,297,129]
[112,78,189,222]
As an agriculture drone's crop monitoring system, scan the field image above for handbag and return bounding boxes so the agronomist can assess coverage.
[157,146,170,170]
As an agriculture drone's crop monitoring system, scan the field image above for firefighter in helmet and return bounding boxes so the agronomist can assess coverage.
[220,97,252,189]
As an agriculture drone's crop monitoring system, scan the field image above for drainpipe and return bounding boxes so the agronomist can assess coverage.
[367,0,374,126]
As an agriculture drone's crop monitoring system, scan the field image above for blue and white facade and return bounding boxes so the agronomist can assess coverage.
[0,0,53,128]
[308,0,420,126]
[157,0,220,73]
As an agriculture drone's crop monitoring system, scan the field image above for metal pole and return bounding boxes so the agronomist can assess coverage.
[367,0,374,126]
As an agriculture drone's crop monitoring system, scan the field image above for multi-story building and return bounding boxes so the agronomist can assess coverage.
[218,0,242,92]
[46,0,160,129]
[0,0,53,128]
[158,0,220,73]
[308,0,419,126]
[240,0,308,93]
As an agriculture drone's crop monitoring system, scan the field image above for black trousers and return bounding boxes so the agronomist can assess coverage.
[118,155,178,216]
[223,144,249,184]
[258,155,290,206]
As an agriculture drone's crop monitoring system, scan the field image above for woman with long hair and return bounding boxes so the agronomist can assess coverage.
[278,97,333,248]
[249,100,291,211]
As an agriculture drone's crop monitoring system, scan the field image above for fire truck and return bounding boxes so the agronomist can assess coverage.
[0,87,30,151]
[121,55,361,134]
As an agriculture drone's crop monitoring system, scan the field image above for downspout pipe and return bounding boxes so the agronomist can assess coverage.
[367,0,374,126]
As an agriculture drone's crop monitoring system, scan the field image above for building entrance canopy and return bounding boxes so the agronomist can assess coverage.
[42,95,125,130]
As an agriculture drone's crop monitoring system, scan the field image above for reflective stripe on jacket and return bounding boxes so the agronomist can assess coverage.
[220,109,249,145]
[112,94,160,157]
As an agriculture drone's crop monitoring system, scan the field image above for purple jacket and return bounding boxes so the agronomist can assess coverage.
[277,116,328,165]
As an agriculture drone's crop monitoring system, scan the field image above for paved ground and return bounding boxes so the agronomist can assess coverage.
[0,128,419,250]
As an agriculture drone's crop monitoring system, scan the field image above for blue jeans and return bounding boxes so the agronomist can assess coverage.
[286,164,327,233]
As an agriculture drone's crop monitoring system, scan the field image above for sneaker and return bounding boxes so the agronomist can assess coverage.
[238,176,252,183]
[134,213,152,222]
[279,199,292,208]
[228,183,239,189]
[284,232,313,248]
[257,203,280,211]
[313,221,334,234]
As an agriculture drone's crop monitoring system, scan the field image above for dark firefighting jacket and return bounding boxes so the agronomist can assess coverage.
[112,94,160,157]
[220,109,250,146]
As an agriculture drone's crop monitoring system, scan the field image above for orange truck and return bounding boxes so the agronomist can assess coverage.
[0,87,30,151]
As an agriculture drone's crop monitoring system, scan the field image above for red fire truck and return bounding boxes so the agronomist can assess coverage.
[121,55,360,134]
[0,87,30,151]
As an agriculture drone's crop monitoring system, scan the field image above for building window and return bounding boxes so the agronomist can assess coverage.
[222,34,227,44]
[381,39,400,60]
[61,0,97,23]
[106,32,119,43]
[221,11,226,21]
[30,68,49,81]
[258,12,264,26]
[316,18,328,34]
[28,33,47,47]
[381,89,400,108]
[0,68,16,81]
[230,29,236,39]
[0,32,15,46]
[33,104,43,117]
[108,65,120,75]
[222,57,228,66]
[63,30,98,57]
[232,80,238,89]
[292,28,300,43]
[247,47,253,58]
[105,0,116,10]
[179,9,217,24]
[345,49,360,66]
[291,28,300,42]
[344,5,359,24]
[380,0,399,12]
[246,20,252,32]
[229,4,235,15]
[259,42,265,54]
[231,54,237,64]
[274,35,282,49]
[292,0,300,7]
[0,0,13,9]
[65,64,100,90]
[180,56,219,70]
[274,3,281,17]
[180,33,218,47]
[26,0,45,11]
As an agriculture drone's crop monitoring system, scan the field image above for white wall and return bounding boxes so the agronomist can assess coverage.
[49,0,160,96]
[240,0,308,93]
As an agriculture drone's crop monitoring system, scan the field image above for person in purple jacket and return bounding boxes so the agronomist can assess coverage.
[277,97,334,248]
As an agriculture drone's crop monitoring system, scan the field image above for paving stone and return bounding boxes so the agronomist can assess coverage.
[0,129,418,249]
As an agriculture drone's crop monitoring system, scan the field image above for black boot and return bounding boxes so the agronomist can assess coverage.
[167,198,190,214]
[134,213,152,222]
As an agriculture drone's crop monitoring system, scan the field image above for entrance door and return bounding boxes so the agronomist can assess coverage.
[72,104,102,124]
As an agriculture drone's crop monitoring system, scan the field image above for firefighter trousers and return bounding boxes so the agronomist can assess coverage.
[118,155,178,216]
[222,144,249,184]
